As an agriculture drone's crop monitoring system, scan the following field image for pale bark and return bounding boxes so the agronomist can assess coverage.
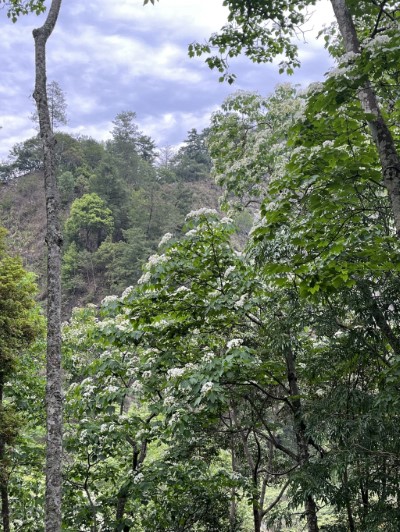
[32,1,63,530]
[330,0,400,236]
[0,376,10,532]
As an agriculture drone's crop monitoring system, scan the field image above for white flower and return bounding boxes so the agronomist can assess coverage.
[122,286,134,298]
[147,254,168,267]
[364,34,391,50]
[102,295,118,305]
[234,294,247,309]
[133,473,144,484]
[201,381,213,394]
[322,140,334,149]
[167,367,185,379]
[202,351,215,362]
[224,265,236,278]
[153,319,172,329]
[227,338,243,350]
[175,286,190,294]
[131,381,143,393]
[209,290,220,298]
[116,320,130,332]
[185,208,218,220]
[138,271,151,285]
[168,412,180,426]
[340,51,359,64]
[158,232,173,248]
[220,217,233,224]
[307,82,324,94]
[185,229,198,237]
[163,395,175,407]
[142,370,152,379]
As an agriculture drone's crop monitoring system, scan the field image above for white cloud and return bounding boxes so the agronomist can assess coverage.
[94,0,229,38]
[0,115,36,159]
[0,0,334,158]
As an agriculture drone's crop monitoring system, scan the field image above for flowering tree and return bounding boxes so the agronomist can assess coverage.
[192,0,400,237]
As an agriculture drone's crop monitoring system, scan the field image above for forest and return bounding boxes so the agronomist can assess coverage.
[1,0,400,531]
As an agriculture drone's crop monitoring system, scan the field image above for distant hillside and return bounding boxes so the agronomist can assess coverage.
[0,122,222,316]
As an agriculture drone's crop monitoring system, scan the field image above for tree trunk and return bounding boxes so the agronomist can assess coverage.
[285,346,319,532]
[32,2,63,531]
[330,0,400,237]
[252,507,261,532]
[0,376,10,532]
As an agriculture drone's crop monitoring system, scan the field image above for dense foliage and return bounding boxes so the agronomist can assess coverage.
[1,0,400,530]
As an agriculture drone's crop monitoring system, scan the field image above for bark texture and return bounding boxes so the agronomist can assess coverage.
[0,376,10,532]
[330,0,400,237]
[285,346,319,532]
[32,1,63,530]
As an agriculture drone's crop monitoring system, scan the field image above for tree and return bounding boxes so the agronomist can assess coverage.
[192,0,400,236]
[172,128,212,182]
[64,193,114,251]
[31,80,68,130]
[1,0,46,22]
[31,1,64,530]
[0,227,42,532]
[208,84,302,208]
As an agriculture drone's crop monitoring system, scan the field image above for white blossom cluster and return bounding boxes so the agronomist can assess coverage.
[167,367,185,379]
[163,395,175,407]
[146,253,168,268]
[227,338,243,350]
[202,351,215,362]
[174,285,190,295]
[101,295,118,305]
[234,294,247,309]
[186,208,218,220]
[121,285,134,298]
[115,319,130,332]
[133,473,144,484]
[201,381,214,394]
[168,412,181,426]
[224,265,236,278]
[131,381,143,394]
[364,34,391,51]
[158,232,173,248]
[152,318,173,330]
[339,51,360,64]
[137,271,151,285]
[328,64,358,80]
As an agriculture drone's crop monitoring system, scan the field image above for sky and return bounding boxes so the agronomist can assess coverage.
[0,0,335,160]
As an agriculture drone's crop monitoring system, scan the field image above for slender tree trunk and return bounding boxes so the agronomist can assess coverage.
[229,431,237,532]
[32,2,63,530]
[0,376,10,532]
[285,346,319,532]
[330,0,400,236]
[343,468,356,532]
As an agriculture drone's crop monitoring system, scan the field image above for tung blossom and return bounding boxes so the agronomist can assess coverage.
[137,271,151,285]
[186,208,218,220]
[201,381,214,394]
[147,253,168,268]
[227,338,243,350]
[158,232,173,248]
[102,295,118,305]
[167,367,185,379]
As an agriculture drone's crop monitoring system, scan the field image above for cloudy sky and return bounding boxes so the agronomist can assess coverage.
[0,0,334,159]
